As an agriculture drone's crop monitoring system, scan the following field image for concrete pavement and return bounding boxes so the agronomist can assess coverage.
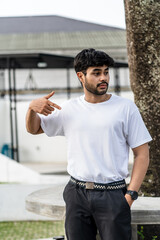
[0,154,69,221]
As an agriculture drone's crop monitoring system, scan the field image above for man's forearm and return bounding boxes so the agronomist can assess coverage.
[125,143,149,206]
[26,108,42,134]
[128,154,149,192]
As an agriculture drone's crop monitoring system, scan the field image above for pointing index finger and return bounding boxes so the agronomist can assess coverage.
[48,100,62,110]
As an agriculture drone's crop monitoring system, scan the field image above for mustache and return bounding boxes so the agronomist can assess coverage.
[97,82,108,87]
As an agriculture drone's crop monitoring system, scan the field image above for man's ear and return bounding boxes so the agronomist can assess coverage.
[77,72,85,85]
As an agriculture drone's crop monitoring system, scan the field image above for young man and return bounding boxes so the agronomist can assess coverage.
[26,48,152,240]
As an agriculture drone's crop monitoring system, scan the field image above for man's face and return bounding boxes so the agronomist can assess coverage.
[81,65,110,95]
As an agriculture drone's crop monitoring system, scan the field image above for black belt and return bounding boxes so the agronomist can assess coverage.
[70,176,126,190]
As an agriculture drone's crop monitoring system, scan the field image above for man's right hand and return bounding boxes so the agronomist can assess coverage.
[29,91,61,116]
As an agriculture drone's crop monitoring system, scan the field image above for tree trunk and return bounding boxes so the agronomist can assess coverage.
[124,0,160,196]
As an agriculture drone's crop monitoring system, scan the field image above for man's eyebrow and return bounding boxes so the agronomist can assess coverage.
[92,67,109,72]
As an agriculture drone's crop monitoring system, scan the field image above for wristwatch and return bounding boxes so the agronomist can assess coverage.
[126,190,138,200]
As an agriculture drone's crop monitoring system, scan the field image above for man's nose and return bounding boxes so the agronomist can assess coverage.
[100,74,107,81]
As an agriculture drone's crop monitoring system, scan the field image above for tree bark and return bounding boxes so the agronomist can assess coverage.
[124,0,160,196]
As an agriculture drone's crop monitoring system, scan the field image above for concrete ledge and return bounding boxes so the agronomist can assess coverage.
[26,185,65,220]
[131,197,160,224]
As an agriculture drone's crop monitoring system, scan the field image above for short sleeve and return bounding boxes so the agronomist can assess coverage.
[40,109,64,137]
[126,108,152,149]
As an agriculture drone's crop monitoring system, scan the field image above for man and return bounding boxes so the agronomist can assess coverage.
[26,48,152,240]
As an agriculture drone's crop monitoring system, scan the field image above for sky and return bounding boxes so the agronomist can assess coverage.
[0,0,126,29]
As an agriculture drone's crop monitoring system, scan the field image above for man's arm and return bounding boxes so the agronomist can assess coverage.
[26,91,61,135]
[26,108,43,134]
[125,143,150,206]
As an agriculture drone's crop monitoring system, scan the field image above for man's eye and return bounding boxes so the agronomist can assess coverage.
[104,72,108,75]
[94,72,100,76]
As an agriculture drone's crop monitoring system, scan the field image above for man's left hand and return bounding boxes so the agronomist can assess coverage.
[125,194,134,207]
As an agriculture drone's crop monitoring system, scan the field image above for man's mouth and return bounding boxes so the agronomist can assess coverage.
[97,82,108,88]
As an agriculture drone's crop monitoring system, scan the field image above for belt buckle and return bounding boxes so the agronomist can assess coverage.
[86,182,94,189]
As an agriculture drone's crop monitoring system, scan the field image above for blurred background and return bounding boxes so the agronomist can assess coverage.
[0,1,134,239]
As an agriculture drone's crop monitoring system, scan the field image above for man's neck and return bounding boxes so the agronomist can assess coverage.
[84,93,111,104]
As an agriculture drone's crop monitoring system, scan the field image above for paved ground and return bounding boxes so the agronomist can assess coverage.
[22,161,68,175]
[0,160,68,239]
[0,156,70,222]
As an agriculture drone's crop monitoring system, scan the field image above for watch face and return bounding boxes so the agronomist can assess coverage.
[132,191,138,200]
[127,190,138,200]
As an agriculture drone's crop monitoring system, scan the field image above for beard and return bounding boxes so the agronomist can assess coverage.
[84,78,109,96]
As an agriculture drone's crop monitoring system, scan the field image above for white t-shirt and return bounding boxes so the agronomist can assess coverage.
[40,94,152,183]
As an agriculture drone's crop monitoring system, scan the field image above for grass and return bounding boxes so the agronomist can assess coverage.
[0,221,65,240]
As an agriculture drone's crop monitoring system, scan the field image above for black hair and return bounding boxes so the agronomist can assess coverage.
[74,48,114,73]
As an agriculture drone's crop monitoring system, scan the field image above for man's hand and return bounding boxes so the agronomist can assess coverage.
[29,91,61,116]
[125,194,134,207]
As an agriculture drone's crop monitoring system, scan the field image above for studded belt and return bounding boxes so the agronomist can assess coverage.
[70,176,126,190]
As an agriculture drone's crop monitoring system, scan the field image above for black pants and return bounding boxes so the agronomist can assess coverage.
[63,180,131,240]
